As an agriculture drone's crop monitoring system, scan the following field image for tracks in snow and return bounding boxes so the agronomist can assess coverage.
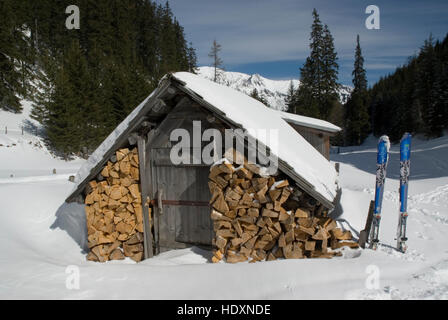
[358,184,448,226]
[0,174,74,184]
[410,184,448,205]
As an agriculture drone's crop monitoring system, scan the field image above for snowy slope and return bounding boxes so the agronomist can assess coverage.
[196,66,352,111]
[0,100,85,179]
[1,132,448,299]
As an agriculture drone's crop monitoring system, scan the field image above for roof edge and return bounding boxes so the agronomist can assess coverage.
[279,111,342,133]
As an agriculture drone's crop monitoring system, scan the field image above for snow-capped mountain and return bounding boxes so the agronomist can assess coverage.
[196,66,352,111]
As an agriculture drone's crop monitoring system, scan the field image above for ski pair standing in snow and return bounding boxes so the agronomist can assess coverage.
[396,133,412,252]
[369,135,390,250]
[364,133,412,251]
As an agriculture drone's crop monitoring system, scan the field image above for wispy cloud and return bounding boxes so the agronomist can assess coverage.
[364,63,402,70]
[158,0,448,85]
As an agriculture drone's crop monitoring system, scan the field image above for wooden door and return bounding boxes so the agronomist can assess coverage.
[145,98,223,253]
[151,148,213,252]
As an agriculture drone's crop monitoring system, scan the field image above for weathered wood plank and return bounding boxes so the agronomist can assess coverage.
[146,129,160,255]
[137,135,154,259]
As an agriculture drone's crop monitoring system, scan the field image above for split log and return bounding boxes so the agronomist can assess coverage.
[110,249,125,260]
[305,240,316,251]
[84,147,146,263]
[331,228,353,240]
[208,149,360,263]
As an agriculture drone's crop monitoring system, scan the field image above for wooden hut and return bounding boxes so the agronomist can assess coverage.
[66,72,341,262]
[278,111,341,160]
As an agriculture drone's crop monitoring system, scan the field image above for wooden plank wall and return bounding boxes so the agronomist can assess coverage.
[289,125,330,160]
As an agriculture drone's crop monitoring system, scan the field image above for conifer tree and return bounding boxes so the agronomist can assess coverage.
[249,88,269,107]
[352,35,367,91]
[0,0,30,112]
[292,9,339,119]
[344,35,370,145]
[429,59,448,136]
[320,24,339,119]
[187,42,198,73]
[285,81,296,113]
[368,34,448,142]
[37,0,194,154]
[3,0,198,155]
[417,35,440,136]
[31,50,58,126]
[44,42,82,156]
[208,39,224,83]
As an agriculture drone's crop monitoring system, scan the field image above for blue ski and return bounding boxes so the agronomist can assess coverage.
[396,133,411,252]
[369,135,390,250]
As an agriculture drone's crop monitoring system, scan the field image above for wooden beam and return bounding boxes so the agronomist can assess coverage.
[137,134,154,259]
[325,136,330,160]
[145,129,160,255]
[359,200,375,249]
[128,133,138,146]
[160,86,177,100]
[288,122,338,137]
[152,99,168,113]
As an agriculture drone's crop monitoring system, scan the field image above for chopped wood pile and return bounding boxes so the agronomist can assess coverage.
[84,147,147,262]
[209,152,358,263]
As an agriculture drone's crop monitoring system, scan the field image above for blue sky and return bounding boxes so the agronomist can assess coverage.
[157,0,448,86]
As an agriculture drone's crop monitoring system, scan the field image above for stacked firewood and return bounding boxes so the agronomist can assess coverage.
[84,147,147,262]
[209,153,358,263]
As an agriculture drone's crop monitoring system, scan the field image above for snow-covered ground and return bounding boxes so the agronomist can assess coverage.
[332,135,448,299]
[0,101,84,179]
[1,103,447,299]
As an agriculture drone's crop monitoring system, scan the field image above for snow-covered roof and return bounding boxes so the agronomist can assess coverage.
[67,72,338,208]
[173,72,338,205]
[278,111,341,133]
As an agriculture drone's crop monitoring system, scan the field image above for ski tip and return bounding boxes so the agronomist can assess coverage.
[401,132,412,141]
[378,135,391,152]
